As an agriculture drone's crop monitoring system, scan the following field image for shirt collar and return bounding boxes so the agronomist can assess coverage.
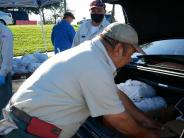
[100,18,109,27]
[91,37,117,75]
[60,19,69,24]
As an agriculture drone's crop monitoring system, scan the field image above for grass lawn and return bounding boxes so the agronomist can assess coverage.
[8,24,79,56]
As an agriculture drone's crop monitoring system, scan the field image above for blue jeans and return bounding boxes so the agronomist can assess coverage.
[0,73,12,113]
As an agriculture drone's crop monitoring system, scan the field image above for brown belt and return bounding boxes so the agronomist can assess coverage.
[10,106,32,124]
[9,106,62,138]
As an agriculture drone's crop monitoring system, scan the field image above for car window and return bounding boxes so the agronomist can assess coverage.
[142,39,184,55]
[106,4,125,23]
[114,4,125,23]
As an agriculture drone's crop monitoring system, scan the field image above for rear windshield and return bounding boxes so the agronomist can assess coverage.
[142,39,184,55]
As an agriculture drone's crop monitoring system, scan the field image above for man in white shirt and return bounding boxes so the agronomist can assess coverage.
[3,23,160,138]
[72,0,109,47]
[0,22,13,115]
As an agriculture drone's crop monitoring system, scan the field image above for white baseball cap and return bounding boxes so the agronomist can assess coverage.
[102,22,146,54]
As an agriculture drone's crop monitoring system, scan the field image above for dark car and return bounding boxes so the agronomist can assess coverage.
[73,0,184,138]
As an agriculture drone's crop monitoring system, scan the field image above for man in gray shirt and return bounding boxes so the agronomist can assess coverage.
[72,0,109,47]
[2,23,160,138]
[0,22,13,115]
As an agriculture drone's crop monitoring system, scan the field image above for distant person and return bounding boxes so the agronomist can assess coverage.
[51,12,76,54]
[72,0,110,47]
[0,22,13,115]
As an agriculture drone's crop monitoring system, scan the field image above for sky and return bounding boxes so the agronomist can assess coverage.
[29,0,125,24]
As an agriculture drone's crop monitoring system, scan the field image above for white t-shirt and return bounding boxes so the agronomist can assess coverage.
[90,25,100,35]
[0,23,13,76]
[72,18,110,47]
[7,37,124,138]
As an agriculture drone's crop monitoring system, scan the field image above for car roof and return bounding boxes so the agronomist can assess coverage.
[103,0,184,44]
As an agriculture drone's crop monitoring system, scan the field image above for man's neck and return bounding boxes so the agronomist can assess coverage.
[64,19,70,24]
[91,20,101,26]
[99,36,118,68]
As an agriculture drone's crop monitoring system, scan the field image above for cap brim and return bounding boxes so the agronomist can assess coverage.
[133,45,146,55]
[90,6,105,9]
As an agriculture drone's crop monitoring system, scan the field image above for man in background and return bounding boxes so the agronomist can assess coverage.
[0,22,13,115]
[51,12,75,54]
[72,0,109,47]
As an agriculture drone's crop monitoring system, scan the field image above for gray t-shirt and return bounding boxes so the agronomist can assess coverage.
[72,18,109,47]
[7,37,124,138]
[0,23,13,76]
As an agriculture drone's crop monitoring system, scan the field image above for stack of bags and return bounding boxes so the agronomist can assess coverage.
[12,52,48,75]
[117,79,167,112]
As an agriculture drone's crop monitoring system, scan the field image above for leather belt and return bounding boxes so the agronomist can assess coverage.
[10,106,32,124]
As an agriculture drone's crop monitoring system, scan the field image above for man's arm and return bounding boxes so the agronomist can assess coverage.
[117,90,160,129]
[72,23,85,47]
[0,28,13,76]
[72,30,80,47]
[68,25,76,44]
[103,112,160,138]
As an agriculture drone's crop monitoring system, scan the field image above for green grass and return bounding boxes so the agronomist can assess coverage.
[8,24,79,56]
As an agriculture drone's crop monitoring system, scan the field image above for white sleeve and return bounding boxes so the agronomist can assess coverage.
[72,25,82,47]
[80,69,124,117]
[0,27,13,76]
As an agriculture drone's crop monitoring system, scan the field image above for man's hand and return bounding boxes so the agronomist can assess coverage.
[142,117,161,129]
[0,75,5,86]
[103,112,160,138]
[117,90,162,133]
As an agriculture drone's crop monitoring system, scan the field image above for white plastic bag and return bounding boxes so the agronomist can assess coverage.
[33,52,48,63]
[0,109,18,135]
[117,79,156,102]
[134,96,167,112]
[21,54,39,66]
[12,58,28,74]
[13,52,48,74]
[27,63,41,72]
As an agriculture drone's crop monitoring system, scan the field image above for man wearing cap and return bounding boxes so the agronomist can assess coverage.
[72,0,109,47]
[51,12,76,54]
[1,23,160,138]
[0,22,13,116]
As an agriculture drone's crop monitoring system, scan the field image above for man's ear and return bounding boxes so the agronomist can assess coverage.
[104,9,106,14]
[114,43,123,57]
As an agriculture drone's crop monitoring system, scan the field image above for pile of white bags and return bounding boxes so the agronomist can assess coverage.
[12,52,48,75]
[117,79,156,102]
[12,58,27,74]
[117,79,167,112]
[134,97,167,112]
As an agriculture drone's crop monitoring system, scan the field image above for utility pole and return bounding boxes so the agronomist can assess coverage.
[111,4,115,23]
[64,0,66,12]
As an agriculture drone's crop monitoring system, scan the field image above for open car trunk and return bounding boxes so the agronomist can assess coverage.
[73,63,184,138]
[115,63,184,125]
[102,0,184,44]
[73,0,184,137]
[115,63,184,97]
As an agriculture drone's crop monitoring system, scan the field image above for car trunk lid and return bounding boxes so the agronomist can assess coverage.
[103,0,184,44]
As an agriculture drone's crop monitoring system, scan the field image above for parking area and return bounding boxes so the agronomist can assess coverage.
[12,79,26,93]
